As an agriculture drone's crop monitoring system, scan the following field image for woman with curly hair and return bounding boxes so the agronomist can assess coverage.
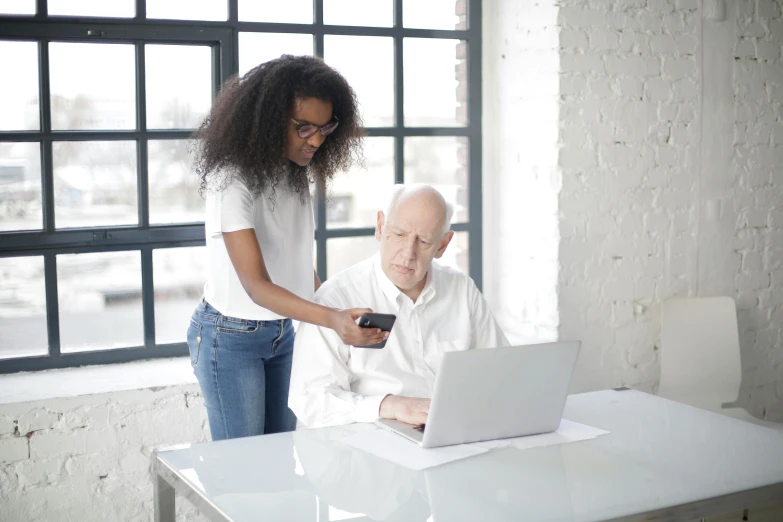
[187,55,387,441]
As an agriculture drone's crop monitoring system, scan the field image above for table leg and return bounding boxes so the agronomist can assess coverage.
[154,472,176,522]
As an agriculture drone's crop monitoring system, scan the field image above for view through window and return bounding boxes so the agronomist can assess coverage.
[0,0,481,371]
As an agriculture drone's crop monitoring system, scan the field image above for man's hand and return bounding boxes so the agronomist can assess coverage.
[379,395,430,426]
[328,308,388,347]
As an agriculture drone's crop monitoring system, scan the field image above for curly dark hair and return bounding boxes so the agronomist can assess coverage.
[193,54,363,200]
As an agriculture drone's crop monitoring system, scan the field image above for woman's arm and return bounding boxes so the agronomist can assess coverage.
[223,229,385,347]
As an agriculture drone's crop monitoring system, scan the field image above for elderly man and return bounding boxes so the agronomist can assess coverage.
[289,184,508,428]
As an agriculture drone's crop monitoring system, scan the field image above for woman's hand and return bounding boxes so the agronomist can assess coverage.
[329,308,389,347]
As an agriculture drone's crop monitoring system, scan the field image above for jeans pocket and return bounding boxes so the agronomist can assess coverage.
[218,317,260,335]
[187,319,203,366]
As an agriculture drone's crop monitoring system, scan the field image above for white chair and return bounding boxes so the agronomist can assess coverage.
[659,296,783,431]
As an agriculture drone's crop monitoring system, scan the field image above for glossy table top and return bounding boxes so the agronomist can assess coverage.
[155,390,783,522]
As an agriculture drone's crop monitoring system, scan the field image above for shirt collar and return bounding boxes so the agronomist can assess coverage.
[372,253,437,309]
[417,268,437,306]
[373,253,402,308]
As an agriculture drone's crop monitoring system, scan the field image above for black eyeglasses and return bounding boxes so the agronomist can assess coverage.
[291,118,340,139]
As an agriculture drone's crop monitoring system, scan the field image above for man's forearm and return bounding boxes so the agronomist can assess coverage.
[291,389,388,428]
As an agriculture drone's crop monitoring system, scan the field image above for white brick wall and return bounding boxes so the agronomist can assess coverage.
[731,0,783,419]
[482,0,561,343]
[0,386,210,522]
[485,0,782,418]
[557,0,701,393]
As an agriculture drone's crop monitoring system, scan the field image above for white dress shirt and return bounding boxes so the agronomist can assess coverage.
[289,254,509,428]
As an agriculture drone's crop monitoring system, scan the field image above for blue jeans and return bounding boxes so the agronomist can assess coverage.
[186,300,297,441]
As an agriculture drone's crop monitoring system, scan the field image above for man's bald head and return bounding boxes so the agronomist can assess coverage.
[384,184,454,238]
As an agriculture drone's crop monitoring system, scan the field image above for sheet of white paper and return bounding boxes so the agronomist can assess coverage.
[471,419,609,450]
[341,420,608,470]
[341,429,488,470]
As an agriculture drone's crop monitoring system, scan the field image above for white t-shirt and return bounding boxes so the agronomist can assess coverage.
[203,177,314,321]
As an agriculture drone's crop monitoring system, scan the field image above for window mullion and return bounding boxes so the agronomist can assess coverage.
[44,252,61,357]
[141,248,155,349]
[136,42,149,228]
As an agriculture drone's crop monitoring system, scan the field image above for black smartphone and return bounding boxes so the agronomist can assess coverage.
[355,312,396,349]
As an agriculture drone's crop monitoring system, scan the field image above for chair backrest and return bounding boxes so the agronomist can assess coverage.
[658,296,742,411]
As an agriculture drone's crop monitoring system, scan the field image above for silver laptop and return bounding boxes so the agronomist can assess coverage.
[375,341,580,448]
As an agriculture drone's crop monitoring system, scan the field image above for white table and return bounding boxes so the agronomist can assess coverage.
[152,390,783,522]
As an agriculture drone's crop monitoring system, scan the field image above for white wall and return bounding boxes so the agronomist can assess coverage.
[730,0,783,420]
[557,0,702,393]
[484,0,783,419]
[0,385,210,522]
[482,0,561,343]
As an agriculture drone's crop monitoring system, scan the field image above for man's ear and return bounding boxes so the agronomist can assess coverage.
[375,211,385,241]
[434,231,454,259]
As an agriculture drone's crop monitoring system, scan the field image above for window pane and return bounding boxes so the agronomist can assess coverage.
[154,247,206,344]
[438,231,468,274]
[0,142,42,232]
[404,38,464,127]
[325,36,393,127]
[403,0,463,30]
[238,32,313,77]
[48,0,134,17]
[146,45,212,130]
[327,236,378,278]
[148,139,203,224]
[0,256,47,359]
[53,141,138,228]
[324,0,392,27]
[0,0,35,15]
[328,137,394,228]
[50,42,136,130]
[58,251,143,353]
[0,41,39,131]
[240,0,311,23]
[404,137,468,222]
[147,0,227,21]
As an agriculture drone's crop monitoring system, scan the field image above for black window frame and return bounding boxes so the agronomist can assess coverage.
[0,0,482,373]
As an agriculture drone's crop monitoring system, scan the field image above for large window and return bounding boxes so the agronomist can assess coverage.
[0,0,482,372]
